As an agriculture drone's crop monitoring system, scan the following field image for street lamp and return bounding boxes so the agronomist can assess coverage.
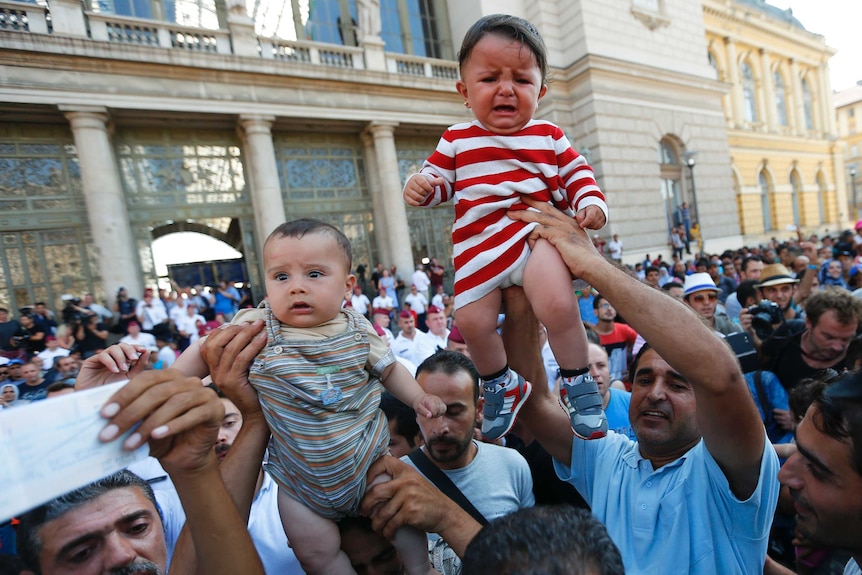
[682,150,700,241]
[850,164,859,220]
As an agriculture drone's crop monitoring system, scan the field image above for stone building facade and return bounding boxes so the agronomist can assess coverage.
[0,0,842,313]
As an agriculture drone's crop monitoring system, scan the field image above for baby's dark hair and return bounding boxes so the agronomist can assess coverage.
[458,14,549,85]
[266,218,352,270]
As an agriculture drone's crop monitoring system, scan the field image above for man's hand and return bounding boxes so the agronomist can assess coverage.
[361,455,481,557]
[773,408,795,432]
[97,369,223,476]
[507,196,605,280]
[76,343,151,390]
[200,321,266,419]
[574,204,606,230]
[403,174,443,206]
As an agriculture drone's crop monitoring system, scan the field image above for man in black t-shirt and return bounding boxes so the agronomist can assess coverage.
[10,314,46,358]
[16,362,51,403]
[0,307,21,356]
[761,288,862,392]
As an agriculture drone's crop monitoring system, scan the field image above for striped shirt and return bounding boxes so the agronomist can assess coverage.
[242,304,393,520]
[413,119,607,308]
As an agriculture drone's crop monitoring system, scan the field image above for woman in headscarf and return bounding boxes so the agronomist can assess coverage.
[1,382,20,409]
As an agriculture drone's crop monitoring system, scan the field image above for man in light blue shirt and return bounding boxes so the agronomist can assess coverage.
[506,199,780,575]
[588,343,636,440]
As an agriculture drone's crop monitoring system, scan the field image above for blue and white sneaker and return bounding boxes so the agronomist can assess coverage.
[560,372,608,440]
[481,369,532,440]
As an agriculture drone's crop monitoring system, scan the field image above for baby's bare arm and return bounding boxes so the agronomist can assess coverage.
[380,361,446,418]
[403,174,444,206]
[172,338,212,379]
[574,204,607,229]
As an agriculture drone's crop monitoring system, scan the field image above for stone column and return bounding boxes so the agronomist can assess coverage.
[238,115,286,256]
[361,130,391,267]
[61,106,142,299]
[367,122,414,276]
[832,145,849,225]
[724,38,745,126]
[818,64,837,135]
[759,49,776,130]
[789,59,806,134]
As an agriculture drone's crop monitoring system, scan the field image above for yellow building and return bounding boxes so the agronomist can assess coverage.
[704,0,846,241]
[835,83,862,220]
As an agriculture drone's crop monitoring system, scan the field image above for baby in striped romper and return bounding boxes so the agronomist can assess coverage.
[175,219,445,575]
[404,14,609,442]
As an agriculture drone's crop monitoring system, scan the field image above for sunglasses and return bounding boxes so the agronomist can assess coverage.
[690,293,718,303]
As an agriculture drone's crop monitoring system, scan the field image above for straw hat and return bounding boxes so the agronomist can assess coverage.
[756,263,799,288]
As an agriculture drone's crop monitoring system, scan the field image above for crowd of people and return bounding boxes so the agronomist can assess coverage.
[7,12,862,575]
[8,202,862,575]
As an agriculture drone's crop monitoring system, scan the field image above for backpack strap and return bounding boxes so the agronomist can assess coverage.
[407,448,489,526]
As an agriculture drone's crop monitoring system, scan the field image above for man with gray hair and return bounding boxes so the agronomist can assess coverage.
[15,369,264,575]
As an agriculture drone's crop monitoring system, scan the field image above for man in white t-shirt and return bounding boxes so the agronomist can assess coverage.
[391,311,436,367]
[606,234,623,263]
[424,305,449,351]
[350,285,371,318]
[175,304,206,350]
[431,284,447,309]
[36,335,70,367]
[403,284,429,330]
[372,287,395,315]
[119,320,158,351]
[411,264,431,301]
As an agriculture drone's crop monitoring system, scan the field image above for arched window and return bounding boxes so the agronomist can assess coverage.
[741,62,758,123]
[659,138,682,239]
[659,139,678,165]
[774,71,788,126]
[790,171,802,226]
[802,79,814,131]
[759,171,772,231]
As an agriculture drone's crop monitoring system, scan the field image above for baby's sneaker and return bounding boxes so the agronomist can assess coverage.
[481,368,532,440]
[560,371,608,440]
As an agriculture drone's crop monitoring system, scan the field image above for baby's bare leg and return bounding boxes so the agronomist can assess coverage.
[367,472,435,575]
[454,289,505,375]
[277,490,354,575]
[523,238,588,371]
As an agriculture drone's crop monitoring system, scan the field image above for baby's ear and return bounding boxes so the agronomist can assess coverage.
[344,274,357,296]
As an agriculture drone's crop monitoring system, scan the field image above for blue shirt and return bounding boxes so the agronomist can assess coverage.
[157,471,304,574]
[744,371,794,445]
[578,294,598,325]
[554,432,779,574]
[606,388,636,440]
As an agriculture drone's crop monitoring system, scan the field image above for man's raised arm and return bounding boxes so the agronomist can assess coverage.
[509,198,766,498]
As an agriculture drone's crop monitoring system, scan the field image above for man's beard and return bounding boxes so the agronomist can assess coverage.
[111,559,164,575]
[426,433,472,464]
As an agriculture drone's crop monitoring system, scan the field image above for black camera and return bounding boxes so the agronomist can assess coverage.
[746,300,783,338]
[61,297,85,324]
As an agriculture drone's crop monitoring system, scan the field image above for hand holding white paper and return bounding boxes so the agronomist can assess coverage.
[0,381,148,521]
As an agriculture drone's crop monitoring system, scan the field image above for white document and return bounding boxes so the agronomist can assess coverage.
[0,381,149,521]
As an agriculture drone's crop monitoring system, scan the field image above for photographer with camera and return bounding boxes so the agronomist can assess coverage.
[739,264,801,350]
[10,312,46,358]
